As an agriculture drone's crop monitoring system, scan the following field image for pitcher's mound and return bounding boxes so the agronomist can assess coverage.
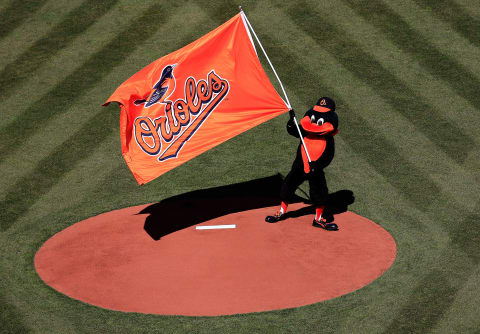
[35,203,396,316]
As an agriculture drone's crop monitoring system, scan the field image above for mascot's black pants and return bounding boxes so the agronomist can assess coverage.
[280,154,328,207]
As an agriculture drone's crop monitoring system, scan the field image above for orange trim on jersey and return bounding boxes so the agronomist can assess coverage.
[301,136,327,173]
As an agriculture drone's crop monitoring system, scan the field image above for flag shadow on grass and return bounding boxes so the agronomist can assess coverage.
[140,174,354,240]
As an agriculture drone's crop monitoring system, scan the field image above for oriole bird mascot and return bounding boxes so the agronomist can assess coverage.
[266,97,339,231]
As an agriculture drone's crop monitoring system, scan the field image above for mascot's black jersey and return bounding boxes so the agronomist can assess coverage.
[275,97,339,213]
[287,105,338,173]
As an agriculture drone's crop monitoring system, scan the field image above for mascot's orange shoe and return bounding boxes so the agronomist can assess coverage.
[312,216,338,231]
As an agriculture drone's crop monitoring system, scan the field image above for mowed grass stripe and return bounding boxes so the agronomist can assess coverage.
[192,0,243,23]
[310,1,479,208]
[0,0,155,127]
[0,110,116,231]
[0,1,187,231]
[337,0,480,140]
[432,264,480,332]
[454,0,480,18]
[14,134,124,232]
[413,0,480,48]
[0,0,84,70]
[383,205,480,333]
[282,1,474,164]
[0,1,158,192]
[384,268,456,333]
[0,234,79,333]
[440,201,480,264]
[378,189,480,330]
[0,0,118,101]
[344,0,480,119]
[386,0,480,79]
[0,289,30,334]
[0,0,48,40]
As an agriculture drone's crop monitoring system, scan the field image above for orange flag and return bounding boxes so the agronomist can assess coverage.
[104,13,288,185]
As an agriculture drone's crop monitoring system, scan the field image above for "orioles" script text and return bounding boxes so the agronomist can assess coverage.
[133,70,229,161]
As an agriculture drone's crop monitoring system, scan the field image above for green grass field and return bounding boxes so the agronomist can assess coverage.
[1,0,479,332]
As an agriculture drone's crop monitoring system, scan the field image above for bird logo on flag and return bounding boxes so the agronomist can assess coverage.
[134,64,176,107]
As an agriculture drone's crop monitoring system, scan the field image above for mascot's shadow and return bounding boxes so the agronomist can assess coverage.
[140,174,355,241]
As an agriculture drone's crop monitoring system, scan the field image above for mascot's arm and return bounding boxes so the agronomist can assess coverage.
[286,109,306,138]
[286,119,301,137]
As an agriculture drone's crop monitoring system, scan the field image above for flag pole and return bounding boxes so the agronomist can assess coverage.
[239,7,312,164]
[239,8,291,109]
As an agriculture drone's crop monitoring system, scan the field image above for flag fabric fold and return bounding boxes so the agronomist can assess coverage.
[104,13,288,185]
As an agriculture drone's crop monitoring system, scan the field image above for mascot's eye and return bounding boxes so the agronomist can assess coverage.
[310,115,316,123]
[317,118,324,126]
